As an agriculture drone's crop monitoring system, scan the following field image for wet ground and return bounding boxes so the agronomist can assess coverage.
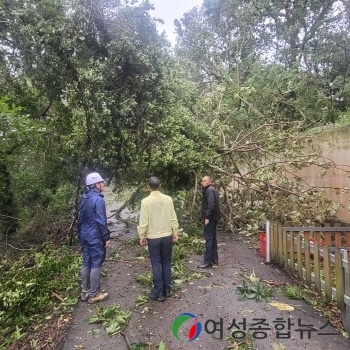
[60,191,350,350]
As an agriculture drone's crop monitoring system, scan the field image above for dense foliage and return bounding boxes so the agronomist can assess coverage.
[0,0,215,240]
[174,0,350,230]
[0,0,349,236]
[0,246,80,348]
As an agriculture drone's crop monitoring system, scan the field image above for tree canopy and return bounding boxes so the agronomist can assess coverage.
[1,0,350,238]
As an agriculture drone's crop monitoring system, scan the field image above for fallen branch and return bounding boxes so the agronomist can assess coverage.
[5,243,32,250]
[52,292,64,302]
[107,187,142,228]
[222,183,233,223]
[188,266,207,274]
[0,214,20,220]
[113,188,141,218]
[113,216,137,227]
[262,279,285,287]
[226,340,246,349]
[121,331,131,350]
[2,326,16,337]
[106,258,146,263]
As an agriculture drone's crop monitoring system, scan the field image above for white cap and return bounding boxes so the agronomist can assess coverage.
[86,172,104,186]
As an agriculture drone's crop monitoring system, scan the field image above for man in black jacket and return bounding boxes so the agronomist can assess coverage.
[198,175,221,269]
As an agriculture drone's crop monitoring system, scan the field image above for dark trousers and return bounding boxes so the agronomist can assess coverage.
[203,220,218,265]
[147,235,173,297]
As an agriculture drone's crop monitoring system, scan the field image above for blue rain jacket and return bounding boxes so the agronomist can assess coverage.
[78,189,110,268]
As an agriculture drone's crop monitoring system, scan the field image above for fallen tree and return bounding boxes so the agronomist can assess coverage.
[186,123,350,234]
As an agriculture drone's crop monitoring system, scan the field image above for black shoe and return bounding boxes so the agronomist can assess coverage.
[197,263,212,269]
[212,261,218,265]
[148,291,165,302]
[163,288,171,298]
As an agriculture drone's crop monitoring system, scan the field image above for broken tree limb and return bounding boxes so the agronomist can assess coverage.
[114,216,137,228]
[52,292,64,302]
[107,187,142,228]
[0,214,20,220]
[2,243,32,251]
[222,183,233,224]
[121,331,131,350]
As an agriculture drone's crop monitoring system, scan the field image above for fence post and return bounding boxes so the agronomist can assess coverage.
[297,235,303,280]
[342,249,350,334]
[323,245,332,302]
[335,250,345,311]
[278,225,283,266]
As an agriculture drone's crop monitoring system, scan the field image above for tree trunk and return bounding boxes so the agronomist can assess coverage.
[0,158,18,238]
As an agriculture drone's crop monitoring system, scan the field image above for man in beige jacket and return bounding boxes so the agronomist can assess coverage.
[137,177,179,302]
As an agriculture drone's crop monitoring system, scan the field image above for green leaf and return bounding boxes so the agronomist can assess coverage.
[158,341,166,350]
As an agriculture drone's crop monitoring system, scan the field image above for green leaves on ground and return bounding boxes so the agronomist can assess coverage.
[107,249,123,261]
[0,246,80,347]
[157,341,166,350]
[236,277,273,303]
[135,295,149,307]
[284,285,303,299]
[136,271,153,286]
[86,303,132,336]
[284,285,316,306]
[131,343,150,350]
[170,233,205,283]
[131,341,166,350]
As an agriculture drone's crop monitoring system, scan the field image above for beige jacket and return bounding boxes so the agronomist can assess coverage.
[137,191,179,239]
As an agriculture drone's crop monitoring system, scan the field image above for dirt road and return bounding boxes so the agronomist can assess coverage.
[60,197,350,350]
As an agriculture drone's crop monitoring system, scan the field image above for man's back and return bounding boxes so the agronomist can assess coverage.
[137,177,178,302]
[138,190,178,239]
[79,189,109,245]
[201,185,221,221]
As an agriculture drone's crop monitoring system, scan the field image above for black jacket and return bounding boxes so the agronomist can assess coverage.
[201,185,221,221]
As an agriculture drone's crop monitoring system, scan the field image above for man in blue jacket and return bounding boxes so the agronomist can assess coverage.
[78,172,110,304]
[198,175,221,269]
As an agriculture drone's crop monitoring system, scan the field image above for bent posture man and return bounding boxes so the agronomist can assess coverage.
[198,175,221,269]
[137,177,179,302]
[78,172,110,304]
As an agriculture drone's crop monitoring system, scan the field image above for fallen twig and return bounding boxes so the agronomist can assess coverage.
[2,326,16,337]
[52,292,64,302]
[113,216,137,227]
[2,243,33,251]
[107,188,142,227]
[106,258,147,263]
[0,214,20,220]
[294,305,316,318]
[226,341,246,349]
[121,331,131,350]
[262,279,285,287]
[188,266,207,273]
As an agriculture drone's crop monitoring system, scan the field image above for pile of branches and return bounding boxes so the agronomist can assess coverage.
[195,123,349,233]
